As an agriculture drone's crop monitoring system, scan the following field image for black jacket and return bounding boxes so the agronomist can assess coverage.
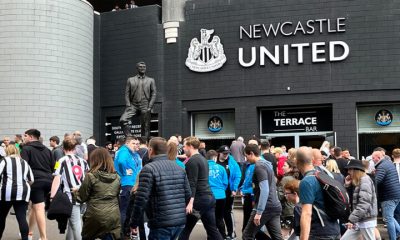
[130,154,191,229]
[21,141,54,182]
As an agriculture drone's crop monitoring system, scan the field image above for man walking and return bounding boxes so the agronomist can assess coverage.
[296,147,340,240]
[242,144,283,240]
[21,129,54,240]
[179,136,223,240]
[129,137,191,239]
[114,137,142,238]
[372,149,400,240]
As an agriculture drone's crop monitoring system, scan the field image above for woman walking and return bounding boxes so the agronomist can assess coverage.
[0,145,34,240]
[77,148,121,240]
[341,159,377,240]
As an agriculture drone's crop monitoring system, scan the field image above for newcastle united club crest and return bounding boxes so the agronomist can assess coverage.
[208,116,223,132]
[375,109,393,126]
[185,29,227,72]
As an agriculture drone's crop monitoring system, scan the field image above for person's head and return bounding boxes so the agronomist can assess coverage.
[296,146,314,174]
[5,144,20,157]
[131,0,135,4]
[244,144,260,164]
[15,134,22,143]
[284,179,300,204]
[260,139,270,151]
[217,145,230,161]
[325,159,341,173]
[177,135,183,143]
[125,3,129,8]
[374,147,386,155]
[248,136,260,146]
[24,129,40,143]
[281,145,287,153]
[89,148,115,173]
[237,136,244,143]
[117,138,125,147]
[392,148,400,159]
[333,147,342,158]
[372,150,384,164]
[139,136,148,146]
[167,140,178,160]
[329,146,335,155]
[345,159,366,186]
[312,148,323,167]
[320,140,330,149]
[199,141,206,149]
[114,4,120,10]
[105,141,113,150]
[49,136,60,148]
[148,137,167,158]
[63,136,77,152]
[125,137,139,152]
[137,62,146,75]
[206,150,218,161]
[169,136,179,145]
[73,131,81,137]
[183,136,200,157]
[287,148,297,161]
[342,148,351,159]
[273,147,283,158]
[3,137,10,147]
[283,158,296,175]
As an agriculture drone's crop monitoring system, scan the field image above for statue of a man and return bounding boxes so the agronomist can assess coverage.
[120,62,157,139]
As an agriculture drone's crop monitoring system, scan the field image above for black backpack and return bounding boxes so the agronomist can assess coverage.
[314,170,351,222]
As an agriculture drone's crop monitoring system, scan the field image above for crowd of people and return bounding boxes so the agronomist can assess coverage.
[1,130,400,240]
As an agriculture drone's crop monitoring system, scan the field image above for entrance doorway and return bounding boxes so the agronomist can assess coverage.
[264,132,335,149]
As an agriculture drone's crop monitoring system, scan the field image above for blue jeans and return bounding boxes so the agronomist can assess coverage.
[148,225,184,240]
[119,185,133,235]
[381,199,400,240]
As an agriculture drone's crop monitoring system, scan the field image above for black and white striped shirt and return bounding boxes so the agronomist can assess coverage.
[0,156,34,202]
[54,154,89,203]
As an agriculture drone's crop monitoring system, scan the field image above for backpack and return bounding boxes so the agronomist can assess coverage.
[314,170,351,222]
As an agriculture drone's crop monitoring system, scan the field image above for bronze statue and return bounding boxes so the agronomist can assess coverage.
[120,62,156,139]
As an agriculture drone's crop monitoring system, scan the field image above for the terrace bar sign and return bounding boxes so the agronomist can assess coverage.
[261,107,332,134]
[239,17,349,67]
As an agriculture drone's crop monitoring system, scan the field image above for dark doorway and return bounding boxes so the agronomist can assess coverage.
[359,133,400,159]
[269,136,295,149]
[299,135,326,149]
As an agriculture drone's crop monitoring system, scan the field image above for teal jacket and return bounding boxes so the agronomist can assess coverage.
[208,160,228,199]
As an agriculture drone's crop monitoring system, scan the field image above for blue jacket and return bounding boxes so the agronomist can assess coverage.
[114,145,142,187]
[208,160,228,199]
[241,163,255,195]
[175,158,185,169]
[375,158,400,202]
[226,155,242,192]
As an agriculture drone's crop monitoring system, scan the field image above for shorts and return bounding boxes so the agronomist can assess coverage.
[30,181,52,204]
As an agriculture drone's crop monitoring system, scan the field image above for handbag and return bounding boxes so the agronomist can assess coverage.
[47,186,73,220]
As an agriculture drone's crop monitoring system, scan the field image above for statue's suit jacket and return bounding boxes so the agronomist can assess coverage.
[124,75,157,109]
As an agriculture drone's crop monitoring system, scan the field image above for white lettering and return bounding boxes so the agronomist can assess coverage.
[315,19,327,33]
[283,44,289,64]
[260,46,280,65]
[329,41,349,61]
[239,47,256,67]
[253,24,262,38]
[291,43,310,64]
[312,42,326,62]
[337,18,346,32]
[240,25,252,39]
[262,23,280,37]
[280,22,293,36]
[294,21,306,35]
[306,20,315,34]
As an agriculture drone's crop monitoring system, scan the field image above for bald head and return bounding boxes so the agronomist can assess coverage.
[312,148,323,166]
[296,147,314,174]
[169,136,179,145]
[372,150,384,164]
